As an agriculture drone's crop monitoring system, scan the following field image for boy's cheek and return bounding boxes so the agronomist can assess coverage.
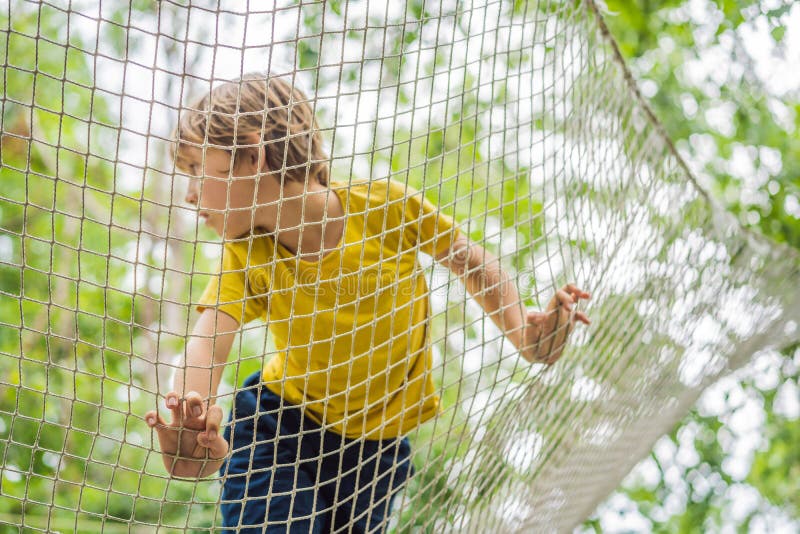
[199,183,228,206]
[229,182,259,208]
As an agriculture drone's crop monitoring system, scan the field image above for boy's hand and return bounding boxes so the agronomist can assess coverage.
[521,284,591,364]
[145,391,229,478]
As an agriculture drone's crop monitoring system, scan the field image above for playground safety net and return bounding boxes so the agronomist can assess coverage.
[1,0,799,532]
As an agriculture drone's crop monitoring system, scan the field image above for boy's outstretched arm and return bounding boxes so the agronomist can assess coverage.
[435,234,590,364]
[144,309,238,478]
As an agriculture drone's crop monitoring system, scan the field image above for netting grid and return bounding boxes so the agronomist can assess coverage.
[1,1,799,532]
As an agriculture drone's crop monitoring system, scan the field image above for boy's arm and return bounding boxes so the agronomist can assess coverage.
[174,308,239,404]
[435,233,590,364]
[145,309,239,478]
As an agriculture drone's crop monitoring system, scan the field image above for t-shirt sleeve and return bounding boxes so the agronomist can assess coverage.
[196,242,268,324]
[396,182,462,257]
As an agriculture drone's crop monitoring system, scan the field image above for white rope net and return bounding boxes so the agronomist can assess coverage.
[1,0,798,532]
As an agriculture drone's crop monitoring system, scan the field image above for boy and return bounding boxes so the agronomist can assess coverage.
[144,73,590,533]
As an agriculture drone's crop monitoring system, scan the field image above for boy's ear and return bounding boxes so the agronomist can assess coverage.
[255,144,267,174]
[248,146,259,167]
[235,145,266,176]
[243,133,267,174]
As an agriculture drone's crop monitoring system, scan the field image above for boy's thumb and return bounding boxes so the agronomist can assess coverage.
[528,311,545,325]
[205,435,229,459]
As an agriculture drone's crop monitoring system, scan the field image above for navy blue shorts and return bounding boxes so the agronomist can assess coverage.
[219,371,414,533]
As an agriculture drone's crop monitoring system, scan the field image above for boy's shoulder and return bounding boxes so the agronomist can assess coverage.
[333,177,422,206]
[218,233,274,267]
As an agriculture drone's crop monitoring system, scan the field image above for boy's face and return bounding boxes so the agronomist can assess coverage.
[182,147,261,240]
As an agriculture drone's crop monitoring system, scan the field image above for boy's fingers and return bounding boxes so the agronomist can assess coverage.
[184,391,205,420]
[556,289,574,312]
[145,411,176,454]
[197,407,228,459]
[527,311,545,325]
[564,284,591,300]
[575,311,591,325]
[564,283,578,294]
[165,392,182,424]
[204,432,229,459]
[204,405,224,441]
[556,306,572,329]
[145,410,167,429]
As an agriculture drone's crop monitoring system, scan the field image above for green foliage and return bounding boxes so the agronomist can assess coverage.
[3,0,797,531]
[748,355,800,516]
[0,2,220,530]
[591,0,800,530]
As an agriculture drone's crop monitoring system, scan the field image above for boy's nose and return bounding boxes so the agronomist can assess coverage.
[185,180,199,205]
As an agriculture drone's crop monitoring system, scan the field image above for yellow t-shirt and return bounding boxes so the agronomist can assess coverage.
[197,178,461,439]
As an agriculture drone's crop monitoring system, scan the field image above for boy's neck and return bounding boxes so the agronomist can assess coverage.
[257,180,344,261]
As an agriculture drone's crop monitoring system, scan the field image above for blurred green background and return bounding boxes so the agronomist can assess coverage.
[0,0,797,532]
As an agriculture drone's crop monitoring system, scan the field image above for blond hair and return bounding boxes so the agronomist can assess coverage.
[173,73,329,186]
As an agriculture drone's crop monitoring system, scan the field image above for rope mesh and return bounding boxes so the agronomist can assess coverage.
[1,0,798,532]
